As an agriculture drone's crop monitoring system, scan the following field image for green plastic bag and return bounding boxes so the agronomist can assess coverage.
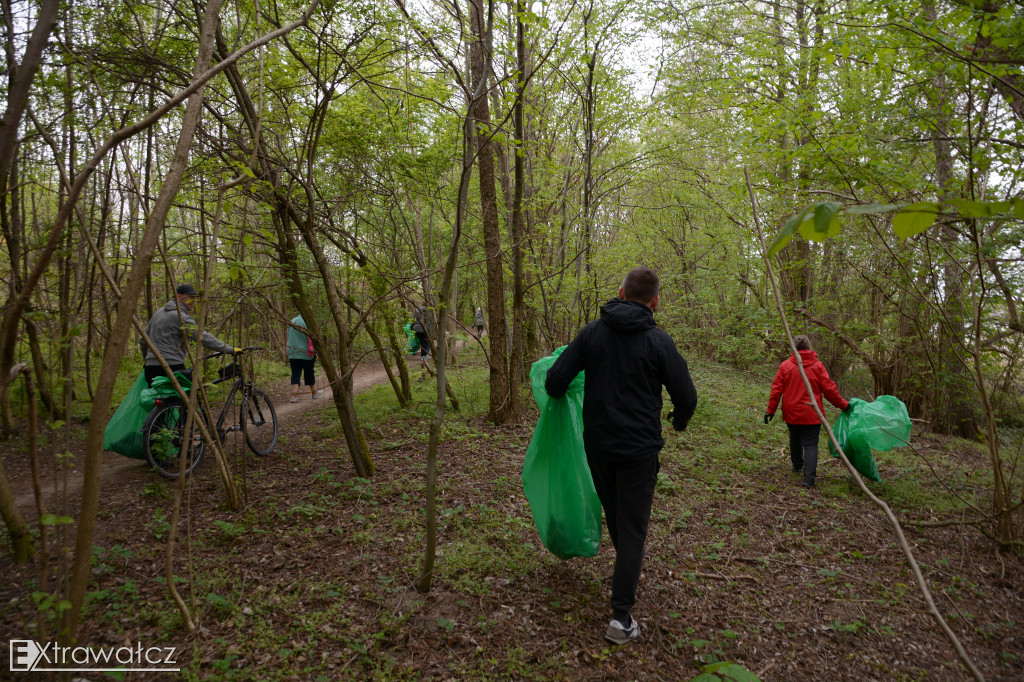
[829,396,911,482]
[103,372,149,460]
[522,346,602,559]
[140,372,191,411]
[403,322,420,354]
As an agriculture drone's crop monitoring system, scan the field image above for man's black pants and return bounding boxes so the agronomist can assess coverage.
[787,422,821,486]
[586,451,659,620]
[415,332,431,356]
[144,363,186,387]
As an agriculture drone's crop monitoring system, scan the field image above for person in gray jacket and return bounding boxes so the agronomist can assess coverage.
[473,306,485,338]
[140,284,237,386]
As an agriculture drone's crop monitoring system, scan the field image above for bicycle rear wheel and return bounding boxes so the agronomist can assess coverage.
[243,389,278,456]
[142,402,204,479]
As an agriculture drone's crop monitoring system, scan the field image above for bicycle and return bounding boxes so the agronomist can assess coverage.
[142,346,279,479]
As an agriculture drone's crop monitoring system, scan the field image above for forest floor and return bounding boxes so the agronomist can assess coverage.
[1,347,1023,681]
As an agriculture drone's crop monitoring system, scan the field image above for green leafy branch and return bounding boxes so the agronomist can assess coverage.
[768,197,1024,257]
[152,426,180,460]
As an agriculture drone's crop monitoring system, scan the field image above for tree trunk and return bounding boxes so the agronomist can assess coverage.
[507,0,527,410]
[212,17,371,477]
[66,0,227,641]
[0,367,33,562]
[0,0,61,437]
[923,0,978,439]
[469,0,513,423]
[366,318,409,408]
[273,204,374,478]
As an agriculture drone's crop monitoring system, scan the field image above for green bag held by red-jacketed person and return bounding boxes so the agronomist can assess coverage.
[522,346,602,560]
[829,395,911,482]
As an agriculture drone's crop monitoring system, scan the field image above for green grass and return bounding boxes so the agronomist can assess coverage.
[346,357,494,430]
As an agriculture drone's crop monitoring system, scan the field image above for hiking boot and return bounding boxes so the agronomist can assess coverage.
[312,389,324,399]
[604,616,640,645]
[289,396,300,403]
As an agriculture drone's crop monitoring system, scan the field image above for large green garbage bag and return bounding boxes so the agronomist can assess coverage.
[140,372,191,411]
[829,396,911,482]
[403,322,420,354]
[103,372,149,459]
[522,346,602,559]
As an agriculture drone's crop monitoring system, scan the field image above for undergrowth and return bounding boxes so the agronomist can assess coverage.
[6,344,1019,680]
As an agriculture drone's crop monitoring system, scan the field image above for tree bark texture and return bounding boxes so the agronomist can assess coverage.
[469,0,513,423]
[66,0,227,640]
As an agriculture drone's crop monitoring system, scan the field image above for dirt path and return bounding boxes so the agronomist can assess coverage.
[12,363,395,512]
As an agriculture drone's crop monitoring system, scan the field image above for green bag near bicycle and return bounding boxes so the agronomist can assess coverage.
[103,372,149,460]
[140,372,192,411]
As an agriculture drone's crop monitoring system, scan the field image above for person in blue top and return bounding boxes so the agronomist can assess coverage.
[287,314,323,403]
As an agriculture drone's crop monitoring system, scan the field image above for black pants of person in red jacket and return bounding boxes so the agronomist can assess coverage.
[586,451,660,623]
[787,422,821,487]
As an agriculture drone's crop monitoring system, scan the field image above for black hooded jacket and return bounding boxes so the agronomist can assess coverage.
[545,298,698,459]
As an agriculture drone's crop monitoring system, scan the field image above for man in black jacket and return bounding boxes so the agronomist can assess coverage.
[545,266,698,645]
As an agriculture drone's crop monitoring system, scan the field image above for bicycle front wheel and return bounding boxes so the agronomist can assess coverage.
[142,402,204,479]
[243,389,278,456]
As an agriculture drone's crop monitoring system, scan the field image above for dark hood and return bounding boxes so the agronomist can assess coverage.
[599,298,656,333]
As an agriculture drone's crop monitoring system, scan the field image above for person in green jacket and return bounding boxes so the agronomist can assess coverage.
[287,314,323,403]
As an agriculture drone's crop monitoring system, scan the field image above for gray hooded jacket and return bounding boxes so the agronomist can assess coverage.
[140,300,234,367]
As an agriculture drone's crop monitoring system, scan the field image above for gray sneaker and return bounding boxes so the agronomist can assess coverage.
[312,389,324,399]
[604,616,640,644]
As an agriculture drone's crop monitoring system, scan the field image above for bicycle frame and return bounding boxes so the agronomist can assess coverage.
[208,375,248,441]
[154,348,260,444]
[206,348,263,442]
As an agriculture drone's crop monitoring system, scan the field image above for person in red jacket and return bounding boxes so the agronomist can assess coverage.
[765,335,850,488]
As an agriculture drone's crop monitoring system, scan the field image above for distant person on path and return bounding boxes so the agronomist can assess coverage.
[765,334,850,488]
[545,266,698,645]
[287,313,324,403]
[412,305,431,359]
[140,283,237,386]
[473,306,485,338]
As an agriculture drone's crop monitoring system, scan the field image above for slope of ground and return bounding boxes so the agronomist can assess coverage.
[1,348,1022,680]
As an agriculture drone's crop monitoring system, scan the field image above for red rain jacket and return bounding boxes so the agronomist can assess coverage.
[767,350,849,425]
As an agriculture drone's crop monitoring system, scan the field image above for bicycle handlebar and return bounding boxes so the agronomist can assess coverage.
[202,346,263,360]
